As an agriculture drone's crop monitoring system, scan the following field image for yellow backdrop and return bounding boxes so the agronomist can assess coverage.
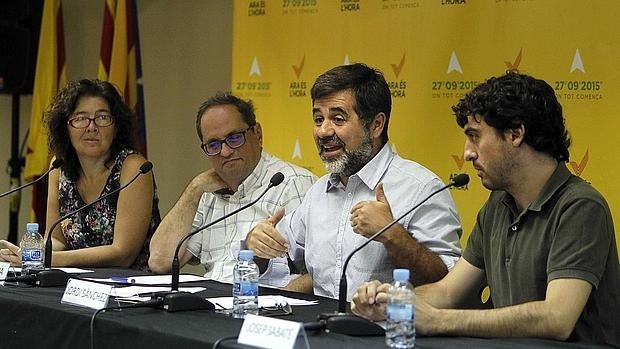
[231,0,620,252]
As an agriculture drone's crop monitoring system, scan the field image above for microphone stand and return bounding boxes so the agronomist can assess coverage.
[33,162,153,287]
[0,158,63,199]
[156,172,285,312]
[319,173,470,336]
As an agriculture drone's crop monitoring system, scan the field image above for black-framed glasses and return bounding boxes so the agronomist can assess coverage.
[67,113,114,129]
[200,126,254,156]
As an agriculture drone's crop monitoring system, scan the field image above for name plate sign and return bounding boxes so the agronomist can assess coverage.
[61,278,113,310]
[238,314,301,349]
[0,262,10,286]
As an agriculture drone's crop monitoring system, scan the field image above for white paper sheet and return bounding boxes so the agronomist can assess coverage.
[87,274,207,285]
[112,286,206,298]
[207,295,318,310]
[12,267,94,274]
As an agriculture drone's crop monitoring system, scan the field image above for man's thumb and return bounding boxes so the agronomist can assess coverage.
[268,207,285,225]
[375,183,388,204]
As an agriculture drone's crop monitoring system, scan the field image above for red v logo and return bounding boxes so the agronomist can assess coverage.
[569,149,589,176]
[451,154,465,170]
[390,53,406,78]
[292,56,305,79]
[505,48,522,71]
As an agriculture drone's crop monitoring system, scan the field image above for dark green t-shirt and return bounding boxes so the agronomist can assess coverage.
[463,163,619,347]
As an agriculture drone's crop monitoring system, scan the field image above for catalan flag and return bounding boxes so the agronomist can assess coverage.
[98,0,147,156]
[24,0,67,228]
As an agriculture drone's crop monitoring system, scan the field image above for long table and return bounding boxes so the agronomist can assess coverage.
[0,268,612,349]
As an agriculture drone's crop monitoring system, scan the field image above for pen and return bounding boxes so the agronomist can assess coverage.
[111,277,137,284]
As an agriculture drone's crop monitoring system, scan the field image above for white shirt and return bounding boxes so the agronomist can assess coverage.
[186,151,316,286]
[278,144,462,299]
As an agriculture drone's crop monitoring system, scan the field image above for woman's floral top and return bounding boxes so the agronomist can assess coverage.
[58,148,161,270]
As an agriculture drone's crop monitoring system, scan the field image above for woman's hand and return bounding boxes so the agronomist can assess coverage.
[0,240,22,266]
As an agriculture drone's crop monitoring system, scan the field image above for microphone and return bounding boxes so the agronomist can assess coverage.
[156,172,285,312]
[321,173,470,336]
[0,159,64,199]
[23,161,153,287]
[451,173,470,187]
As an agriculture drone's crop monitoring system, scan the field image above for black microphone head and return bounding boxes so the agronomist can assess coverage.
[452,173,470,187]
[270,172,285,187]
[140,161,153,174]
[51,158,64,169]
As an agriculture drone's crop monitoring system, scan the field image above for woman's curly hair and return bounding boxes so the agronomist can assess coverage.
[46,79,135,180]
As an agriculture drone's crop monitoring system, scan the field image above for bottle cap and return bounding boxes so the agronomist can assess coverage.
[26,223,39,232]
[393,268,410,281]
[239,249,254,261]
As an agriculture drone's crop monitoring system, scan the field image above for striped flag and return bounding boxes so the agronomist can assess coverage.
[24,0,67,227]
[98,0,147,156]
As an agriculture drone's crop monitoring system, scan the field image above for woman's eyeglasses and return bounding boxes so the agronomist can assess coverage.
[68,113,114,129]
[200,126,254,156]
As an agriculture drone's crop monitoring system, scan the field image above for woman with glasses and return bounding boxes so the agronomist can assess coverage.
[1,79,160,270]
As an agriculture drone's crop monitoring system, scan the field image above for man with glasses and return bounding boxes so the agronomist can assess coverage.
[149,93,316,286]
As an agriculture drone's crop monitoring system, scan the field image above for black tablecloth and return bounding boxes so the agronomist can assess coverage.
[0,268,612,349]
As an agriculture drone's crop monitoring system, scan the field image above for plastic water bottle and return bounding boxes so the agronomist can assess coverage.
[386,268,415,348]
[232,249,259,318]
[20,222,44,275]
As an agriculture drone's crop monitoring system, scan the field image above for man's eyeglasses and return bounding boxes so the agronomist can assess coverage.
[260,301,293,316]
[200,126,254,156]
[214,300,292,317]
[68,113,114,129]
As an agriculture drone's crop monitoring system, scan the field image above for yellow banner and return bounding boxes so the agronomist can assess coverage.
[232,0,620,251]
